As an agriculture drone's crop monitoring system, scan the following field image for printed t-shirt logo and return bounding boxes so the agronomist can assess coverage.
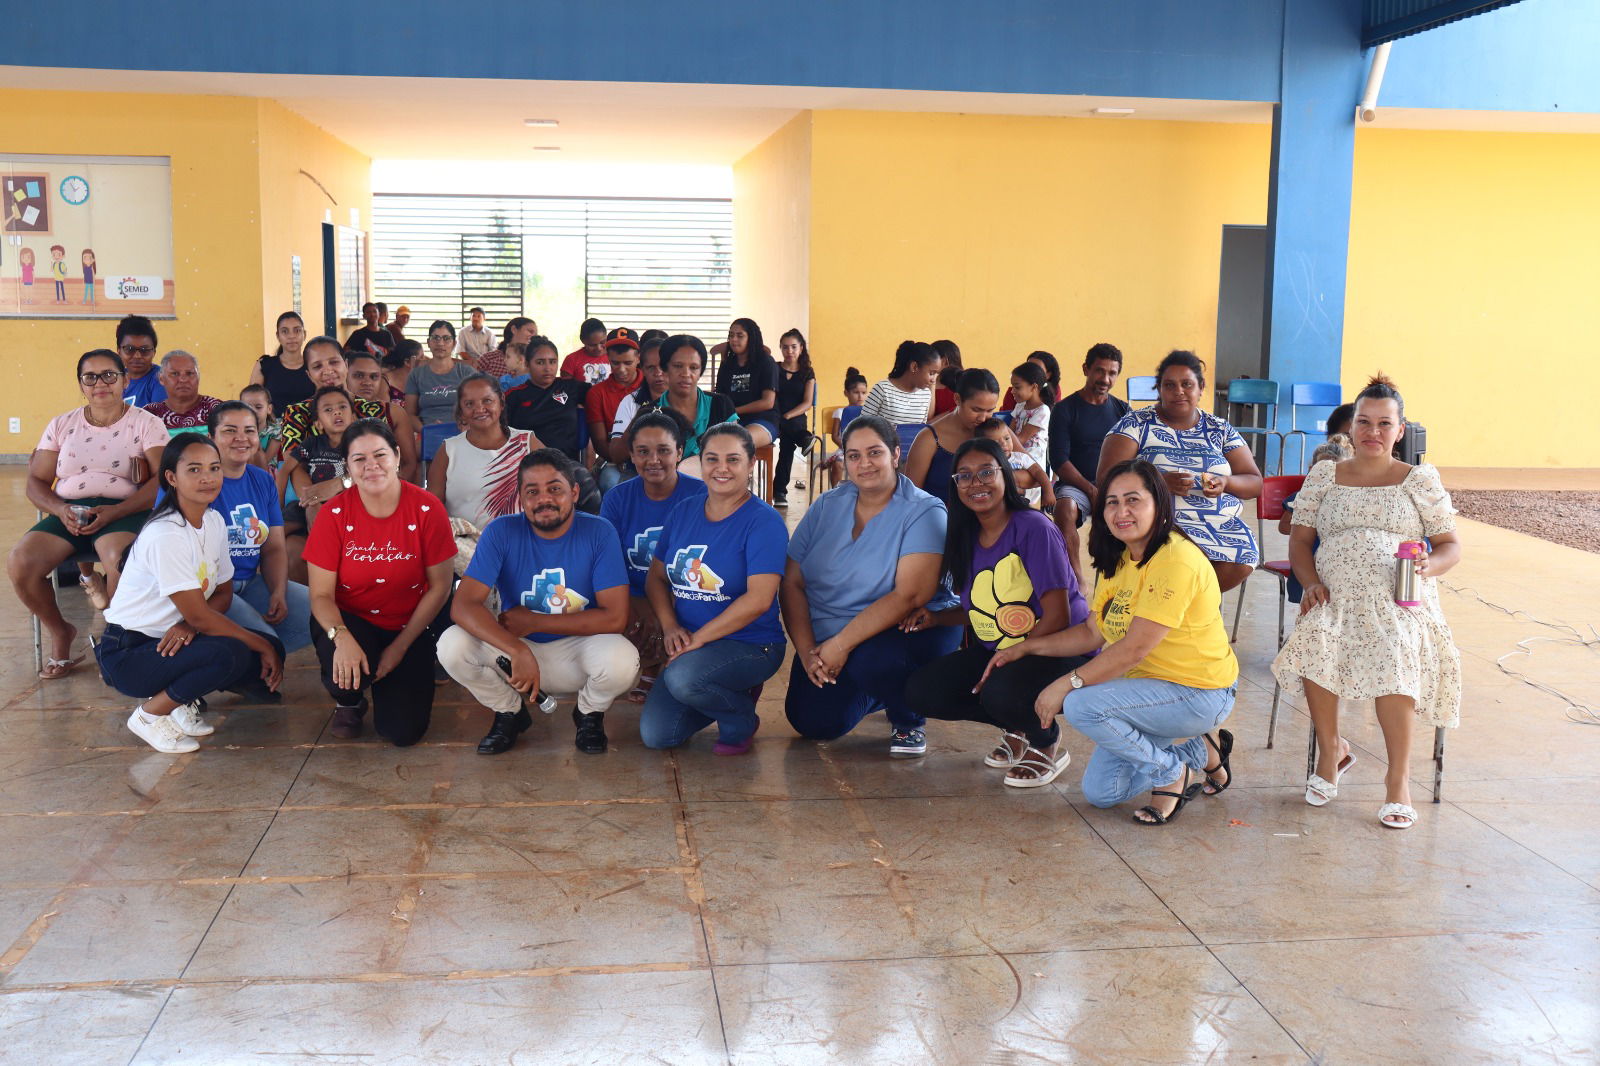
[523,567,589,614]
[968,551,1037,649]
[628,526,663,571]
[228,503,269,548]
[666,545,725,596]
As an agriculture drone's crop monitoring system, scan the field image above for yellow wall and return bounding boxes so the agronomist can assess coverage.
[255,100,373,347]
[0,89,369,454]
[733,113,812,342]
[1345,127,1599,468]
[804,110,1270,405]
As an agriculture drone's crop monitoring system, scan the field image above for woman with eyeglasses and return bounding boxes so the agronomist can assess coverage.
[408,321,478,430]
[902,437,1089,788]
[8,350,168,679]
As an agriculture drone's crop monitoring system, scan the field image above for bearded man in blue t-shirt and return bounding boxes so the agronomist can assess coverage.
[438,448,639,756]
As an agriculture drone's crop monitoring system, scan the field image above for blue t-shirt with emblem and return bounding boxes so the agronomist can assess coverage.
[599,474,708,597]
[464,511,628,644]
[654,494,788,646]
[209,466,282,584]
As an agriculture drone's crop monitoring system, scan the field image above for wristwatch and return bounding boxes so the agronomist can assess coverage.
[327,625,348,641]
[1068,671,1084,690]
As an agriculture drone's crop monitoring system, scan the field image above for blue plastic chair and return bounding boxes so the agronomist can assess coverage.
[1225,378,1283,474]
[836,403,864,440]
[1127,376,1158,403]
[1284,382,1343,472]
[420,422,462,464]
[895,422,928,462]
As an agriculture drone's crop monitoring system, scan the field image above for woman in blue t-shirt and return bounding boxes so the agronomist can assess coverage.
[639,423,788,754]
[903,437,1089,788]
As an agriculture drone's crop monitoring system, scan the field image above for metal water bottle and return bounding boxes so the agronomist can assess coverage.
[1393,541,1424,607]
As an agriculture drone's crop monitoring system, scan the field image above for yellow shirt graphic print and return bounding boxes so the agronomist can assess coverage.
[968,551,1038,649]
[196,558,214,599]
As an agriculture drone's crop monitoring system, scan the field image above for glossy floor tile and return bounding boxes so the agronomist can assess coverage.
[1,469,1598,1063]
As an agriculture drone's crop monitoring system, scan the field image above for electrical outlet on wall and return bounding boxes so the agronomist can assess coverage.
[7,418,19,434]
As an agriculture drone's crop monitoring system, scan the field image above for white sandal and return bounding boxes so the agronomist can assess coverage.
[984,731,1027,768]
[1377,802,1417,830]
[1003,746,1070,789]
[1305,747,1357,807]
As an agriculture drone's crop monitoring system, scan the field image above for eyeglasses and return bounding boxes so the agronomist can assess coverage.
[80,370,126,385]
[118,344,155,356]
[951,466,1002,487]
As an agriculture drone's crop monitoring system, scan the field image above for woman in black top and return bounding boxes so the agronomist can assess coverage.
[714,317,778,450]
[771,328,815,507]
[250,311,316,416]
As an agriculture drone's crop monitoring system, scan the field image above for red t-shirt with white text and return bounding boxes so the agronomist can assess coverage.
[301,481,456,630]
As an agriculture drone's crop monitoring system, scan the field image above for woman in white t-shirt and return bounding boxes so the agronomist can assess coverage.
[861,340,941,428]
[96,434,285,754]
[9,349,168,680]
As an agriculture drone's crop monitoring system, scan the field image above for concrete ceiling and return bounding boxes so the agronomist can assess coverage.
[3,65,1592,172]
[0,65,1272,166]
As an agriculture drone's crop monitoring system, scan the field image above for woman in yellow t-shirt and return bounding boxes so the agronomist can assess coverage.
[978,459,1239,825]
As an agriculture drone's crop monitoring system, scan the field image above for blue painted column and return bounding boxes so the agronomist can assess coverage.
[1263,0,1366,471]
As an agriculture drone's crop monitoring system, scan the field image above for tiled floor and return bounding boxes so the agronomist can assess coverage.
[1,466,1597,1065]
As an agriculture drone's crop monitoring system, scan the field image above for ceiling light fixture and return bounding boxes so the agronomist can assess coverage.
[524,118,560,127]
[532,146,562,152]
[1092,107,1136,116]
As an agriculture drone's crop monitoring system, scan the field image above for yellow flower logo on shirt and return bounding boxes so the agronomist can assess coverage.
[196,558,214,598]
[969,552,1038,648]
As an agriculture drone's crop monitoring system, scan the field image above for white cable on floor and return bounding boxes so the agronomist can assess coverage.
[1442,582,1600,726]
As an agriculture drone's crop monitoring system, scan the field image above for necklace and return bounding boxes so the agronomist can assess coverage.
[83,404,124,428]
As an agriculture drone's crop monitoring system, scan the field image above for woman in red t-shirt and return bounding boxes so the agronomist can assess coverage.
[304,419,456,746]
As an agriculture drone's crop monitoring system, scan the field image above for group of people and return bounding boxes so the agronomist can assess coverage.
[10,309,1462,830]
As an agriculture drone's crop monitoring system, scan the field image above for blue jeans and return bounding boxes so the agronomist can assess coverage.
[595,462,632,494]
[96,623,282,705]
[785,625,962,739]
[639,639,785,749]
[224,574,313,653]
[1064,678,1237,808]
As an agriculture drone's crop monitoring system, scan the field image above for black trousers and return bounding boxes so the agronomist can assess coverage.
[772,416,812,497]
[904,644,1088,749]
[311,610,437,747]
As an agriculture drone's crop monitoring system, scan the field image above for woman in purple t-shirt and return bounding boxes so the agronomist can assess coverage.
[903,436,1089,789]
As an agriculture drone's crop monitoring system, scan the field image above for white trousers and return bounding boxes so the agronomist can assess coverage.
[437,626,640,717]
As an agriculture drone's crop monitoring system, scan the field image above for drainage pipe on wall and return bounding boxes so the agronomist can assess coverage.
[1357,42,1393,123]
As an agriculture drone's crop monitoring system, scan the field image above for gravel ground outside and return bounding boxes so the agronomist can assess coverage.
[1448,489,1600,555]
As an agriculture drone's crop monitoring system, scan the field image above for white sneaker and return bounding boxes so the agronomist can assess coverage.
[169,702,215,737]
[127,707,200,753]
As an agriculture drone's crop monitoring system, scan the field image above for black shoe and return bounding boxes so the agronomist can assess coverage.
[477,708,533,755]
[572,708,608,754]
[772,494,788,507]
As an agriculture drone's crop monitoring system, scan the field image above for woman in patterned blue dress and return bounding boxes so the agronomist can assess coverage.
[1096,351,1262,592]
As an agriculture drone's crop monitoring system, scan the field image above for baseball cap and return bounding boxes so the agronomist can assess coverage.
[605,327,640,351]
[395,305,411,316]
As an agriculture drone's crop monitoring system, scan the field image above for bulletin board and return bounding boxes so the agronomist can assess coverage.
[1,154,176,318]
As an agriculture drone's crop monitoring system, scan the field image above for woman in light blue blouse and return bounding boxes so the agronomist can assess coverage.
[1095,350,1262,592]
[638,423,788,755]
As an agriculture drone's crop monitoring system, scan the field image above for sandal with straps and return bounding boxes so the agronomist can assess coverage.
[1378,802,1417,830]
[1306,744,1357,807]
[984,731,1027,769]
[1201,729,1234,796]
[1133,767,1204,825]
[1002,744,1071,789]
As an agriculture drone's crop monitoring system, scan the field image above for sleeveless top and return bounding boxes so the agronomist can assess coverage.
[922,436,957,505]
[441,428,534,529]
[257,354,315,416]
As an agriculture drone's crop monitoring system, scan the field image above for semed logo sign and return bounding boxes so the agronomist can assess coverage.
[107,276,163,300]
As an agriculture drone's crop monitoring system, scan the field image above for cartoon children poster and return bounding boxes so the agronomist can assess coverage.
[2,155,174,318]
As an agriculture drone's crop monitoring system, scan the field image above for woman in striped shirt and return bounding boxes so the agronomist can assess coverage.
[862,340,941,428]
